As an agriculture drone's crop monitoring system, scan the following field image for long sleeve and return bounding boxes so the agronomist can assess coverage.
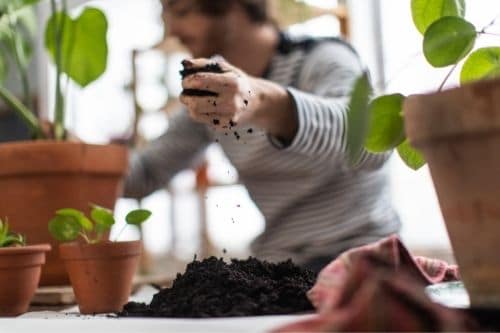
[276,41,391,170]
[123,110,212,199]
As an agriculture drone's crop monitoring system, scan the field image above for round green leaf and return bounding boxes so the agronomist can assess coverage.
[397,140,426,170]
[45,7,108,87]
[56,208,93,231]
[411,0,466,35]
[347,72,373,166]
[460,47,500,84]
[125,209,152,226]
[365,94,406,153]
[423,16,476,68]
[48,215,81,242]
[90,204,115,232]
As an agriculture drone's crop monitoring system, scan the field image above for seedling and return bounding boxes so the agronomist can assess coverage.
[0,218,26,247]
[48,204,151,244]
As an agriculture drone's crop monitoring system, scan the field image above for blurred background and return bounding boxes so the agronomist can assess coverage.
[3,0,500,276]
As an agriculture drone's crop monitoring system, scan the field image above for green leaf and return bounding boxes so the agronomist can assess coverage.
[365,94,406,153]
[0,56,5,83]
[411,0,466,35]
[45,7,108,87]
[48,215,81,242]
[56,208,93,232]
[397,140,426,170]
[460,47,500,84]
[90,204,115,235]
[125,209,152,226]
[423,16,476,68]
[346,72,373,166]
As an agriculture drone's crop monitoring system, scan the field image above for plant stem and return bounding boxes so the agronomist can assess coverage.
[6,16,32,111]
[113,224,128,242]
[78,231,91,244]
[51,0,65,140]
[438,62,459,92]
[0,85,44,138]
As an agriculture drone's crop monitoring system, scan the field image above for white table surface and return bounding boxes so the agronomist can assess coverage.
[1,286,315,333]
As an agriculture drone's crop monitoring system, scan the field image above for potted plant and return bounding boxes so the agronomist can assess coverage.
[48,204,151,314]
[0,0,128,286]
[347,0,500,308]
[0,217,51,316]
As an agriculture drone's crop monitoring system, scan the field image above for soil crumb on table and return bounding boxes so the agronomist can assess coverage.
[118,257,315,318]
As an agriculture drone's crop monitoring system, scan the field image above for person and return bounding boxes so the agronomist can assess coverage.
[123,0,400,273]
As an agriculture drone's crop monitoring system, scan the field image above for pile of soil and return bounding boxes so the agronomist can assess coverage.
[118,257,316,318]
[180,61,224,97]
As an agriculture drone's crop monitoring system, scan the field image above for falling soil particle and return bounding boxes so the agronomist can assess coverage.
[247,128,253,134]
[244,99,248,106]
[118,257,315,318]
[234,131,240,140]
[213,119,220,125]
[229,120,237,127]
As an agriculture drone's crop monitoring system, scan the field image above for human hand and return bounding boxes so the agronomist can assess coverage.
[180,58,254,130]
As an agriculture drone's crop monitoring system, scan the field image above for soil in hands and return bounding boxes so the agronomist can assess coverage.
[118,256,316,318]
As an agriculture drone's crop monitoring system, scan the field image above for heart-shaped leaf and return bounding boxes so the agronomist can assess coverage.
[48,215,81,242]
[45,7,108,87]
[423,16,476,68]
[90,204,115,236]
[365,94,406,152]
[126,209,152,226]
[397,140,426,170]
[411,0,466,35]
[460,47,500,84]
[56,208,93,231]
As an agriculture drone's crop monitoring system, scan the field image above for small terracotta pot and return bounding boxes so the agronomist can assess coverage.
[59,241,141,314]
[0,141,128,286]
[405,78,500,308]
[0,244,51,316]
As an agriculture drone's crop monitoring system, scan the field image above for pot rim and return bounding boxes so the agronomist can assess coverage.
[59,240,142,260]
[0,243,51,255]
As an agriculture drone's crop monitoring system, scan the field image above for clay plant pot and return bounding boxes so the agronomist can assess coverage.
[405,78,500,308]
[0,141,128,286]
[0,244,51,316]
[59,241,141,314]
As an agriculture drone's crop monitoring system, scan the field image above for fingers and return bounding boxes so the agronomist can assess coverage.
[182,71,238,93]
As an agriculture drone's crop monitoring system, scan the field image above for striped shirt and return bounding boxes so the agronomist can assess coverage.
[124,33,401,265]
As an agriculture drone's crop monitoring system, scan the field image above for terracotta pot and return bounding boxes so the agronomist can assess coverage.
[0,244,51,316]
[405,78,500,308]
[0,141,128,286]
[59,241,141,314]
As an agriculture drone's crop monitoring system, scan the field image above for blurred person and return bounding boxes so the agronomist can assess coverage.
[123,0,400,273]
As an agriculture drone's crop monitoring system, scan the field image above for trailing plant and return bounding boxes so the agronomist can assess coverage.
[48,204,152,244]
[347,0,500,169]
[0,217,26,247]
[0,0,108,140]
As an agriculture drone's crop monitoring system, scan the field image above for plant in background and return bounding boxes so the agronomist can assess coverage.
[0,217,26,247]
[48,204,151,244]
[347,0,500,169]
[0,0,108,140]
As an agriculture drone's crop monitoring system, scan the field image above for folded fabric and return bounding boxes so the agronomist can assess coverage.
[308,234,459,312]
[273,254,477,332]
[272,234,477,332]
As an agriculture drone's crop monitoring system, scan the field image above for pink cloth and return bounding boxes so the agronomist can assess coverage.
[272,235,474,332]
[308,234,459,313]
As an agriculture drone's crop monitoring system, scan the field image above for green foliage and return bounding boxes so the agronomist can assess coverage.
[45,7,108,87]
[365,94,406,153]
[346,72,373,166]
[0,217,26,247]
[423,16,476,67]
[397,140,426,170]
[48,204,151,244]
[411,0,466,34]
[461,47,500,83]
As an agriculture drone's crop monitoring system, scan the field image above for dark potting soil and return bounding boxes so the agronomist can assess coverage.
[180,61,224,79]
[118,257,316,318]
[180,62,224,98]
